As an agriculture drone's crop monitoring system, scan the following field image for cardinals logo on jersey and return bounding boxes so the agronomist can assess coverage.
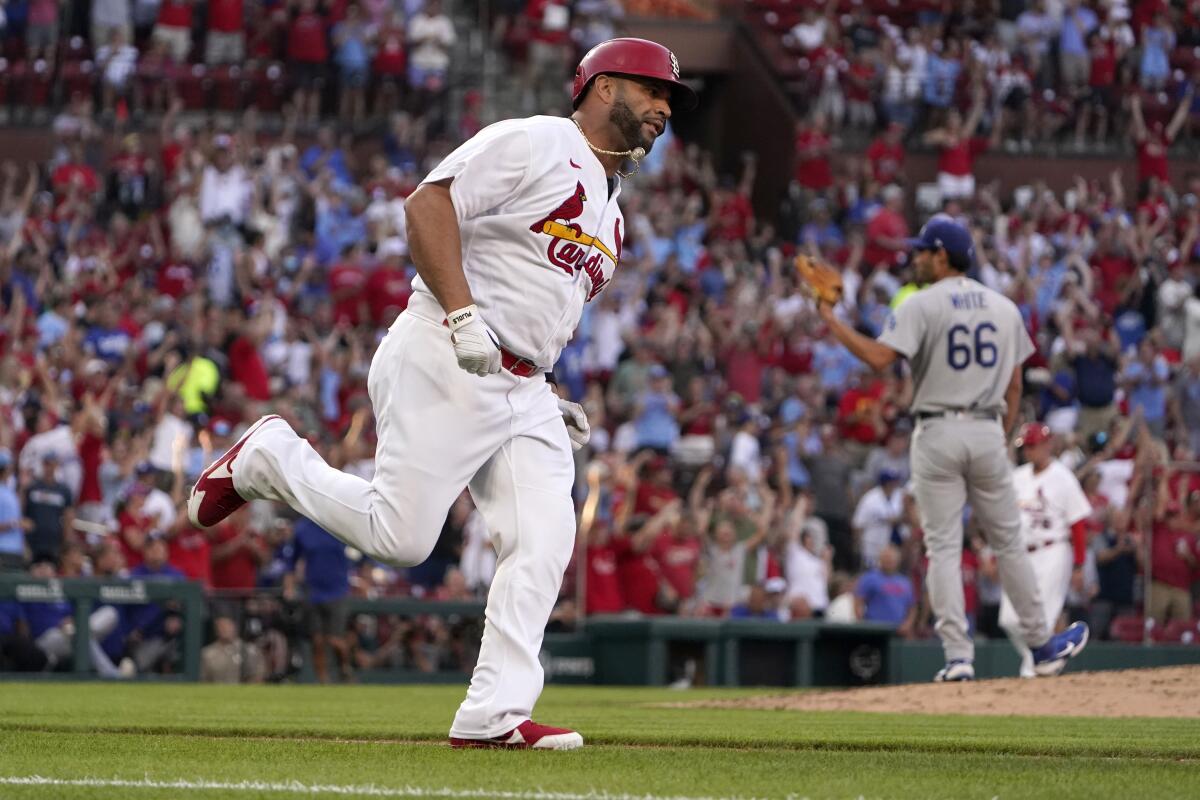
[530,181,621,301]
[529,182,587,236]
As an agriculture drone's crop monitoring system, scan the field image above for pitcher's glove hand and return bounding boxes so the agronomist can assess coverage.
[557,398,591,451]
[447,304,502,376]
[794,254,844,307]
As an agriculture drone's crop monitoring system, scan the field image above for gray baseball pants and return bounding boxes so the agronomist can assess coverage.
[910,417,1050,662]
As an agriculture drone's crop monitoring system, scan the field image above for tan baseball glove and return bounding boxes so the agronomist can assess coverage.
[794,254,843,306]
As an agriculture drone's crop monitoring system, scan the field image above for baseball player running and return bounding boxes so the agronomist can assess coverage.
[1003,423,1092,677]
[805,216,1089,681]
[187,38,696,748]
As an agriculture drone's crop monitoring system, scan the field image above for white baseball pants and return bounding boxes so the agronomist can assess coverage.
[233,308,576,738]
[999,541,1072,678]
[910,418,1050,664]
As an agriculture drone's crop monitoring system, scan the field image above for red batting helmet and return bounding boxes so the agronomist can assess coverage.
[572,38,698,111]
[1015,423,1052,448]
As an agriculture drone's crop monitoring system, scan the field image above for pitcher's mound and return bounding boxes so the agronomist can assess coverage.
[695,666,1200,718]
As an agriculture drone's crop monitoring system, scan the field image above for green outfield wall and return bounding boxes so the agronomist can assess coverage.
[3,577,1198,686]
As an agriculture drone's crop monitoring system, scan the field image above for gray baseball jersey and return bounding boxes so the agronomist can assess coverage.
[878,276,1035,414]
[877,274,1048,666]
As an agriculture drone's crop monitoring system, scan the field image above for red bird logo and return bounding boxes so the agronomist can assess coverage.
[530,182,587,233]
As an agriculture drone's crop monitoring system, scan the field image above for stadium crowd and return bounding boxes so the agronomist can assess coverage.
[1,0,1200,682]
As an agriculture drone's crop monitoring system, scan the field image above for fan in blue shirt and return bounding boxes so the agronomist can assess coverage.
[855,546,915,626]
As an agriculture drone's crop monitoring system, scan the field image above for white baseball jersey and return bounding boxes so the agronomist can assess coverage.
[411,116,626,369]
[1011,460,1091,546]
[878,276,1034,414]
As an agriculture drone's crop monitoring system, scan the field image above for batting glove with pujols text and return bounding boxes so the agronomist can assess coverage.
[557,398,591,451]
[447,304,502,376]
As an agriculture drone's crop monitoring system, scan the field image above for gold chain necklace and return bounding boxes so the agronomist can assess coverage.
[570,117,645,179]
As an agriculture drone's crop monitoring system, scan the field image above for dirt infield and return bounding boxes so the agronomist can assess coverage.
[685,666,1200,718]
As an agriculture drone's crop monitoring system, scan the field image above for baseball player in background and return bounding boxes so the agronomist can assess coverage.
[810,216,1089,681]
[187,38,696,748]
[1002,423,1092,678]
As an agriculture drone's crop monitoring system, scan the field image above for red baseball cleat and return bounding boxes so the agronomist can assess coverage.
[449,721,584,750]
[187,415,281,529]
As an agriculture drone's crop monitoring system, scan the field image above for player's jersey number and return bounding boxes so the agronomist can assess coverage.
[947,322,997,370]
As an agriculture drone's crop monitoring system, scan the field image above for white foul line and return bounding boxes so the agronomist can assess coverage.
[0,776,768,800]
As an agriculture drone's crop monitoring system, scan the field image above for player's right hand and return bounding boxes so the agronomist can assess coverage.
[447,304,502,376]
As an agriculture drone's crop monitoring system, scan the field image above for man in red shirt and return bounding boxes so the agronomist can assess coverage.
[205,0,245,65]
[169,523,213,590]
[866,121,905,185]
[329,244,369,326]
[844,51,876,129]
[863,185,909,269]
[614,502,680,614]
[1131,89,1192,186]
[1089,225,1134,315]
[153,0,195,62]
[1148,503,1197,625]
[723,329,767,406]
[156,258,196,299]
[228,322,272,402]
[523,0,571,111]
[289,0,329,124]
[51,142,100,199]
[793,114,833,192]
[923,92,985,200]
[365,252,411,328]
[373,9,407,115]
[1075,31,1117,148]
[836,375,888,453]
[584,525,624,614]
[711,184,755,242]
[633,456,679,517]
[651,513,702,606]
[210,510,266,591]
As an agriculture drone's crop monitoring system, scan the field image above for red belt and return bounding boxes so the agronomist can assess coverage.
[442,318,541,378]
[1027,539,1066,554]
[500,348,540,377]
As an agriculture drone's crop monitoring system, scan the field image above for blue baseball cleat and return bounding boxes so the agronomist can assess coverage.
[1031,621,1090,677]
[933,659,975,682]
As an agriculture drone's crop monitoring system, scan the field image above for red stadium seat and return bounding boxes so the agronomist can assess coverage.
[251,63,288,112]
[175,63,208,110]
[1108,615,1148,643]
[1153,619,1199,644]
[60,60,98,100]
[3,37,26,63]
[0,59,10,108]
[60,36,92,64]
[210,65,248,111]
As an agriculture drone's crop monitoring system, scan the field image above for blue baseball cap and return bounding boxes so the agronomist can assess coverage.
[907,215,974,266]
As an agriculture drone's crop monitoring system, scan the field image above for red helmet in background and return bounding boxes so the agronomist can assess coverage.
[571,38,698,111]
[1015,423,1052,448]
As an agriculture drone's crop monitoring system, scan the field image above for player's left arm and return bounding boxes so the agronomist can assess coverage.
[1063,473,1094,586]
[1003,365,1022,436]
[817,301,902,372]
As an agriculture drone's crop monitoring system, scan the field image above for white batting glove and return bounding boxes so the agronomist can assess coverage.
[447,304,502,377]
[558,398,591,451]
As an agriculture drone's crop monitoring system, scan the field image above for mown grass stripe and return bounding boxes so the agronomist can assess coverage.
[1,724,1197,761]
[0,776,756,800]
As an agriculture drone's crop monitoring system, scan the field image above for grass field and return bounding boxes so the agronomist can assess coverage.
[2,683,1199,800]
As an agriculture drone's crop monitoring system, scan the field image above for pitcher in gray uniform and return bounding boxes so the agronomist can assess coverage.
[814,215,1089,681]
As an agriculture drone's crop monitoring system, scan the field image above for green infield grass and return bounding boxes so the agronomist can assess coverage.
[1,683,1198,800]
